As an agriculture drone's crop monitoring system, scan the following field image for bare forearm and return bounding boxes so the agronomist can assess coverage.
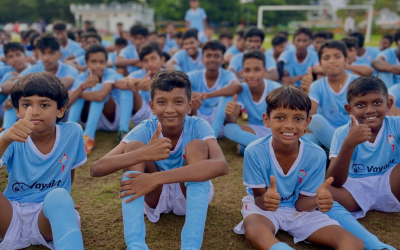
[67,88,84,108]
[1,80,18,94]
[0,138,11,160]
[327,142,355,187]
[115,58,140,67]
[80,91,108,102]
[346,65,373,76]
[266,68,279,81]
[165,60,177,70]
[295,195,317,212]
[60,77,74,89]
[372,59,393,72]
[206,84,242,99]
[254,194,267,210]
[282,75,303,85]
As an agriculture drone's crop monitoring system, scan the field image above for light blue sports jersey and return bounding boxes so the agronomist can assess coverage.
[379,48,400,84]
[278,49,319,86]
[166,34,179,49]
[238,79,281,126]
[226,45,241,56]
[122,116,215,172]
[243,135,326,208]
[389,84,400,108]
[309,74,359,129]
[108,51,118,70]
[20,62,79,85]
[172,49,204,73]
[0,72,16,86]
[73,47,86,58]
[60,39,82,61]
[119,44,140,73]
[185,7,207,32]
[330,116,400,178]
[354,47,379,75]
[128,69,152,104]
[102,40,112,48]
[75,55,86,66]
[229,52,277,73]
[0,122,87,203]
[0,66,14,81]
[188,68,238,116]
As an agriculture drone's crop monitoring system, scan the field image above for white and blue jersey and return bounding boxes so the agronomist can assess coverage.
[166,34,179,50]
[185,7,207,32]
[389,84,400,108]
[330,116,400,178]
[122,116,215,172]
[188,68,238,116]
[243,135,326,208]
[0,122,87,203]
[75,55,86,67]
[309,74,359,128]
[101,40,112,48]
[73,47,86,58]
[108,51,118,70]
[378,48,400,84]
[354,47,379,74]
[238,79,281,126]
[128,69,152,104]
[60,39,82,61]
[226,45,241,56]
[229,52,277,73]
[20,62,79,85]
[119,44,140,73]
[172,49,204,73]
[0,66,14,82]
[278,49,319,87]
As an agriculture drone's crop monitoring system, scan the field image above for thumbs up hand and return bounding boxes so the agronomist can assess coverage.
[3,106,35,143]
[300,67,313,92]
[264,175,280,211]
[345,115,372,148]
[82,69,99,90]
[225,94,242,123]
[316,177,334,213]
[141,122,172,161]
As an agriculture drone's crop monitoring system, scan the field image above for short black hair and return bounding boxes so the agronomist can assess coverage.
[183,29,198,41]
[325,31,334,39]
[266,85,312,118]
[394,30,400,43]
[318,40,347,60]
[130,24,149,37]
[346,76,388,104]
[272,35,287,46]
[150,70,191,100]
[53,21,66,31]
[22,30,38,41]
[202,40,226,54]
[85,44,108,61]
[117,22,123,26]
[245,28,265,42]
[158,33,167,38]
[243,50,265,66]
[219,33,232,40]
[115,37,128,46]
[278,31,289,38]
[163,52,171,62]
[174,32,183,39]
[341,36,358,49]
[35,33,60,52]
[139,41,163,61]
[293,27,313,40]
[29,33,40,49]
[382,34,393,44]
[313,31,328,40]
[11,72,69,122]
[4,42,25,56]
[67,31,75,41]
[86,27,97,33]
[349,32,365,48]
[83,32,102,43]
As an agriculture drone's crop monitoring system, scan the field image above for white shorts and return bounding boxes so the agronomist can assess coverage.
[196,109,224,139]
[144,181,214,223]
[97,99,120,132]
[233,195,340,244]
[343,166,400,219]
[247,124,272,138]
[0,201,80,250]
[131,100,152,126]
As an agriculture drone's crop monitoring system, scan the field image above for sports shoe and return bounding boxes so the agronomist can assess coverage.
[83,135,95,155]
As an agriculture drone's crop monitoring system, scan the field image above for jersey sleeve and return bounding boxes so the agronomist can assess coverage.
[329,127,349,159]
[224,70,238,86]
[201,8,207,19]
[308,80,321,104]
[278,51,290,63]
[0,131,14,169]
[380,48,395,64]
[122,120,153,144]
[185,10,190,21]
[188,71,200,92]
[243,147,267,188]
[19,66,36,76]
[311,52,319,66]
[265,53,277,70]
[64,65,79,78]
[228,55,241,72]
[71,124,87,169]
[193,118,215,140]
[389,84,400,108]
[172,50,184,65]
[299,152,326,196]
[70,73,86,91]
[120,46,138,60]
[0,72,14,85]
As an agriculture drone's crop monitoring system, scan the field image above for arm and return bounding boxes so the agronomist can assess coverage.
[80,83,113,102]
[71,169,75,185]
[165,58,178,70]
[204,81,242,99]
[1,78,20,95]
[115,56,141,68]
[253,187,268,210]
[281,75,304,85]
[346,64,373,76]
[186,21,190,29]
[265,68,279,81]
[63,54,76,62]
[372,56,400,73]
[65,59,87,72]
[252,175,280,211]
[59,77,75,89]
[295,194,318,212]
[310,100,318,116]
[224,53,235,65]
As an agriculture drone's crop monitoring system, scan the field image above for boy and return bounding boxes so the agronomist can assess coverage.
[341,37,374,77]
[379,34,393,51]
[349,32,379,73]
[68,45,122,155]
[309,31,327,54]
[372,30,400,88]
[114,41,165,141]
[218,33,232,49]
[224,30,245,65]
[278,27,319,87]
[165,22,178,50]
[108,37,128,71]
[0,72,86,250]
[302,40,359,149]
[19,33,79,90]
[188,41,239,132]
[233,85,363,250]
[326,76,399,250]
[90,70,228,250]
[185,0,207,36]
[165,29,204,73]
[265,35,287,62]
[115,24,149,75]
[53,21,82,61]
[66,32,102,71]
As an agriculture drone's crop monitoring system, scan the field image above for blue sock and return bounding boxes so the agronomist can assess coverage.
[302,133,322,146]
[43,188,83,250]
[68,98,85,123]
[119,90,133,132]
[181,181,210,250]
[121,171,149,250]
[211,96,233,138]
[377,72,394,89]
[326,202,396,250]
[83,99,106,139]
[0,93,7,106]
[2,108,17,129]
[270,242,294,250]
[224,123,258,146]
[308,114,335,149]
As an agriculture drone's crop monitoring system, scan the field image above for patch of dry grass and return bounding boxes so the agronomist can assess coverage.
[0,131,398,250]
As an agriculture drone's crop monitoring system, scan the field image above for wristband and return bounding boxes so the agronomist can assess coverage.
[80,85,85,91]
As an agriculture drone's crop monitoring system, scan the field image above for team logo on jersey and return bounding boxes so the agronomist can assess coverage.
[352,164,365,173]
[387,135,395,152]
[298,169,307,184]
[59,153,70,173]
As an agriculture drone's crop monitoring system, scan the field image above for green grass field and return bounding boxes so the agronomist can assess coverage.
[0,34,399,249]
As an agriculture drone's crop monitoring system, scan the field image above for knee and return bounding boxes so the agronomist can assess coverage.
[124,140,146,153]
[339,234,364,250]
[185,139,208,161]
[244,222,263,243]
[43,189,73,216]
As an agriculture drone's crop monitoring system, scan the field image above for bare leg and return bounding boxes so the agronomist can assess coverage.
[102,96,116,123]
[328,186,362,212]
[243,214,278,250]
[389,164,400,201]
[306,225,364,250]
[0,193,13,238]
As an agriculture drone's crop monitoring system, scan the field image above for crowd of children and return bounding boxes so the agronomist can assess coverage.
[0,0,400,249]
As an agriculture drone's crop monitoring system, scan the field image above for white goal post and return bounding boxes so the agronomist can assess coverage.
[257,5,374,43]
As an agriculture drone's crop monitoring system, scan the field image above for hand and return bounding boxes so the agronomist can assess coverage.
[137,71,151,91]
[191,94,203,111]
[389,65,400,75]
[316,177,334,213]
[4,99,13,110]
[120,172,159,203]
[141,123,172,161]
[127,78,139,92]
[345,115,372,148]
[225,94,241,121]
[201,91,207,100]
[3,106,34,143]
[300,67,313,92]
[82,69,99,89]
[264,175,280,211]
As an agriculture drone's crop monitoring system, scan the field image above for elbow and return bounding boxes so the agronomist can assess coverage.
[90,162,103,177]
[366,68,374,76]
[218,160,229,176]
